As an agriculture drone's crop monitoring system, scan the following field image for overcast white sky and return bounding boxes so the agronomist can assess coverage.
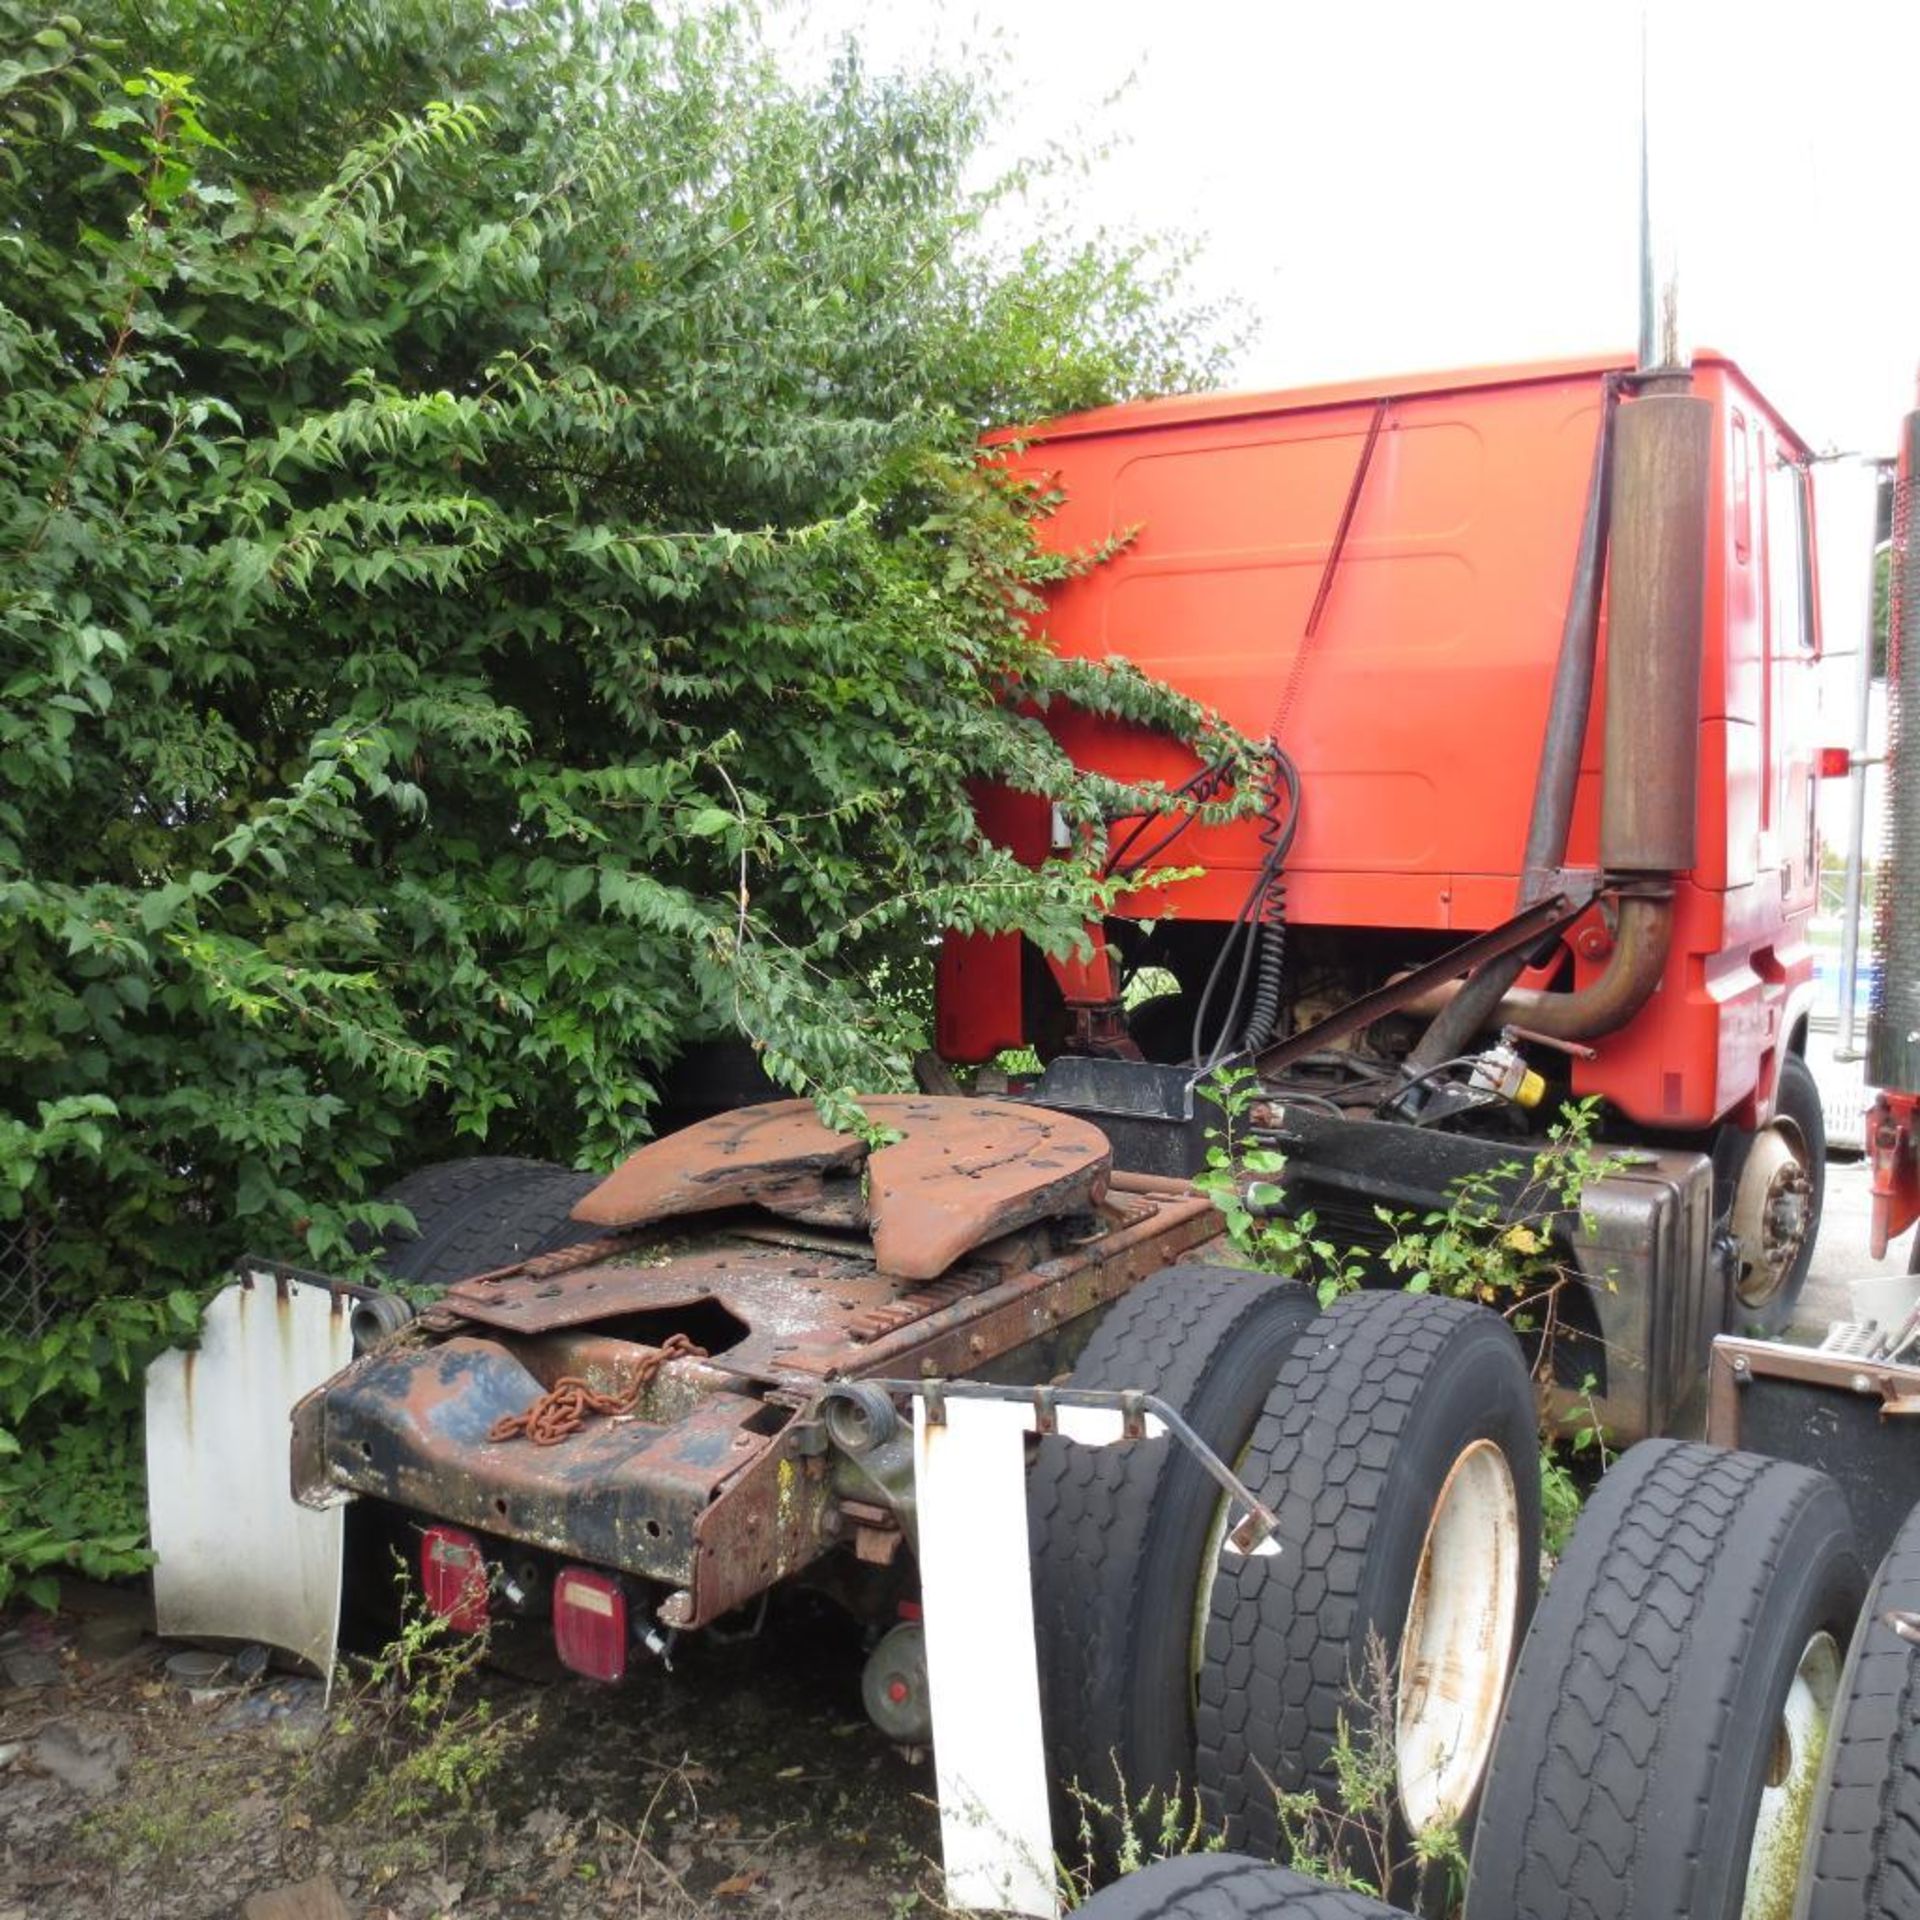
[788,0,1918,457]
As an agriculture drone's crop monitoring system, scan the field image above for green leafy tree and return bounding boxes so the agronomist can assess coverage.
[0,0,1247,1595]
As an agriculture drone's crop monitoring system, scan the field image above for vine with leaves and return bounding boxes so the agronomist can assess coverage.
[1194,1069,1624,1552]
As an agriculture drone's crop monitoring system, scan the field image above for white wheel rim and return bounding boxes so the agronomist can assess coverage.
[1394,1438,1523,1834]
[1741,1631,1840,1920]
[1733,1121,1814,1309]
[1191,1445,1252,1696]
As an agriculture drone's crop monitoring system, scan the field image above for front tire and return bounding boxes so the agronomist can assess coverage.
[1728,1051,1826,1335]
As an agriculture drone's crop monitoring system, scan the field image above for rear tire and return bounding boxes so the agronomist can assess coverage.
[1075,1853,1410,1919]
[374,1156,603,1289]
[1031,1266,1319,1876]
[1195,1291,1539,1894]
[1798,1499,1920,1919]
[1469,1438,1864,1920]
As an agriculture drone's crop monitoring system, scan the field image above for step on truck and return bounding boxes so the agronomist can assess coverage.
[147,342,1884,1915]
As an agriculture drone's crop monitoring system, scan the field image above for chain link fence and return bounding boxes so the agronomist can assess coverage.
[0,1216,55,1343]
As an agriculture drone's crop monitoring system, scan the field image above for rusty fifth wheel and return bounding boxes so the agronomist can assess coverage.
[1028,1265,1318,1877]
[1470,1440,1865,1920]
[1195,1291,1540,1901]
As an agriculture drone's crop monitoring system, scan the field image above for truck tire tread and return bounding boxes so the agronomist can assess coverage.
[1470,1438,1864,1920]
[1030,1265,1318,1866]
[1075,1852,1408,1919]
[1800,1501,1920,1918]
[1196,1289,1540,1867]
[377,1160,601,1288]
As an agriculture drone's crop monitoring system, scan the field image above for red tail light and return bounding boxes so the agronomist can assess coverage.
[553,1567,628,1682]
[420,1525,489,1632]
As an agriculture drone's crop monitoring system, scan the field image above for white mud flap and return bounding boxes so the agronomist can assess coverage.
[910,1393,1179,1918]
[146,1268,355,1678]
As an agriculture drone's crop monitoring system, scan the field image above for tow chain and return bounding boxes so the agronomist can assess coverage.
[487,1332,707,1447]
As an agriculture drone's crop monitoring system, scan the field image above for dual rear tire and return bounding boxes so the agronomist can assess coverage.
[1469,1439,1865,1920]
[1092,1440,1883,1920]
[1034,1278,1541,1898]
[1075,1853,1410,1918]
[1799,1499,1920,1918]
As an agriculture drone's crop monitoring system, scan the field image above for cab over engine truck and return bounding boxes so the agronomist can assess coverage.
[1066,390,1920,1920]
[936,349,1834,1445]
[146,347,1859,1916]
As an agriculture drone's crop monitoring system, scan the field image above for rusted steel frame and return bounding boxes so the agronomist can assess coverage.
[661,1417,838,1628]
[1252,888,1596,1079]
[296,1176,1222,1627]
[1706,1335,1920,1448]
[1110,1169,1203,1199]
[834,1193,1221,1383]
[672,1199,1222,1625]
[297,1334,768,1586]
[446,1259,745,1337]
[291,1378,334,1509]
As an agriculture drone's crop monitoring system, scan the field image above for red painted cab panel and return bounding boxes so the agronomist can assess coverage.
[939,351,1820,1133]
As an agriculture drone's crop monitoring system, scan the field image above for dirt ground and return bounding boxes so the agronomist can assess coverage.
[0,1584,939,1920]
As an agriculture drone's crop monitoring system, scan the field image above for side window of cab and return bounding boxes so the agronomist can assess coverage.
[1767,455,1817,655]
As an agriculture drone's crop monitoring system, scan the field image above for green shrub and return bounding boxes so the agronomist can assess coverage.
[0,0,1243,1593]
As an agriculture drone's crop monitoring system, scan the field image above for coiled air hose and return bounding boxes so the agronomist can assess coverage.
[1190,743,1300,1067]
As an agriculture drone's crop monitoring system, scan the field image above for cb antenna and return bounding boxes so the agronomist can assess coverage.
[1637,9,1683,372]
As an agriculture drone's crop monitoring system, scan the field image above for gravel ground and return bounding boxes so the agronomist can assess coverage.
[0,1590,937,1920]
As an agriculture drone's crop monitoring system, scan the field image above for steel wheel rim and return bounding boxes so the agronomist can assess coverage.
[1741,1630,1840,1919]
[1733,1119,1814,1309]
[1394,1437,1522,1834]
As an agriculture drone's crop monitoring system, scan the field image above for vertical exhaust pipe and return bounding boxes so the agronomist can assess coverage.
[1598,392,1713,875]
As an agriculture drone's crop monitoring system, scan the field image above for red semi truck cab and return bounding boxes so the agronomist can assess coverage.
[937,351,1825,1138]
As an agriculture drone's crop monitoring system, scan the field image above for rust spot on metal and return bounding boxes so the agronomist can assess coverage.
[571,1097,1110,1280]
[299,1131,1224,1628]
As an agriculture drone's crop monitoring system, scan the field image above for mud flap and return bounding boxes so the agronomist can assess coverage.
[913,1394,1184,1919]
[145,1269,356,1678]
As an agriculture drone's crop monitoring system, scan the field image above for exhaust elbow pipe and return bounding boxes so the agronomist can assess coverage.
[1478,892,1673,1040]
[1396,891,1673,1037]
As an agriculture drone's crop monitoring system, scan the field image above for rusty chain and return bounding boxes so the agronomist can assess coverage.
[486,1331,706,1446]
